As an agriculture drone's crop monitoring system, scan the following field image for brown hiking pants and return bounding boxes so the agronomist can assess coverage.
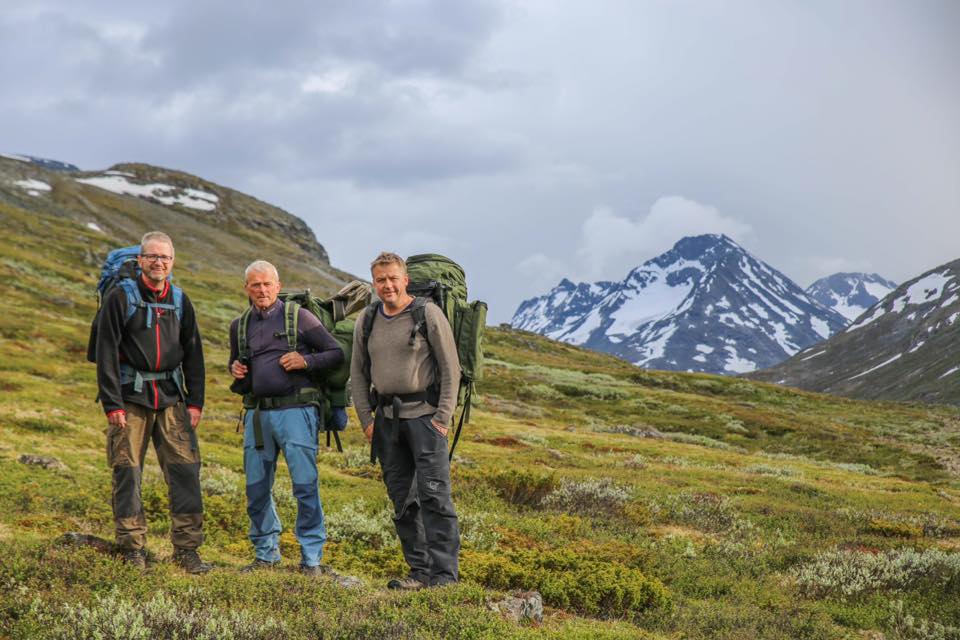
[106,403,204,551]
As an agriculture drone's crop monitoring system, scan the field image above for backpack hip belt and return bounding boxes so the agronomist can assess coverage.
[119,364,184,395]
[242,387,325,450]
[369,386,441,463]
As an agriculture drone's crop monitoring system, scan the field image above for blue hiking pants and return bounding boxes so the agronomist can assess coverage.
[243,406,326,567]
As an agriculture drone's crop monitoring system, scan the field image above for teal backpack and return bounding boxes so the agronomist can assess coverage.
[362,254,487,460]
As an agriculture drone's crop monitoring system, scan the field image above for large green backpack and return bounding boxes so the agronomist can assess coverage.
[235,280,371,451]
[363,254,487,460]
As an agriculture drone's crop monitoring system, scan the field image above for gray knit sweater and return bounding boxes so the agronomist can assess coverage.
[350,300,461,427]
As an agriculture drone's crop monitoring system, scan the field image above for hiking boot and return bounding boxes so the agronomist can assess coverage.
[122,548,147,570]
[299,564,338,578]
[240,558,280,573]
[387,576,427,591]
[173,548,212,574]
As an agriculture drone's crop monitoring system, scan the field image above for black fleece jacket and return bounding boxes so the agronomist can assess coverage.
[95,276,205,415]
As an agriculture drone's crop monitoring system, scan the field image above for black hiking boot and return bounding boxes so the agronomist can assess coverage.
[122,548,147,570]
[387,576,427,591]
[240,558,280,573]
[173,548,212,574]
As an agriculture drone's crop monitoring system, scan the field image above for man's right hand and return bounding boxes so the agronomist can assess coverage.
[230,360,248,379]
[107,410,127,429]
[364,422,374,443]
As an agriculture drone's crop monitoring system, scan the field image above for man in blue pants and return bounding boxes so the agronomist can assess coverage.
[228,260,344,575]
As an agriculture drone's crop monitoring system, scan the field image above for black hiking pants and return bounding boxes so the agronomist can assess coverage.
[374,411,459,585]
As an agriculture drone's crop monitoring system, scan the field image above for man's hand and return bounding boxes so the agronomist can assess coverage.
[431,420,448,437]
[188,406,202,429]
[230,360,248,379]
[279,352,308,372]
[107,410,127,429]
[364,422,374,443]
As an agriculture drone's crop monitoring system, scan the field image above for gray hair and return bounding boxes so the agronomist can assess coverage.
[245,260,280,282]
[140,231,174,255]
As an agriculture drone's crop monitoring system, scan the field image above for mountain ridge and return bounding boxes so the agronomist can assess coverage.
[512,234,848,375]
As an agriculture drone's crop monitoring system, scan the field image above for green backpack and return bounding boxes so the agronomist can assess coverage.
[362,254,487,460]
[235,281,371,451]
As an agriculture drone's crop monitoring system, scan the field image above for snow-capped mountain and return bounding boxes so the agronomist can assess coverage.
[806,272,897,322]
[750,260,960,403]
[512,234,848,375]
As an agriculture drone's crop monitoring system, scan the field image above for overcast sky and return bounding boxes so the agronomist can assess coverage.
[2,0,958,322]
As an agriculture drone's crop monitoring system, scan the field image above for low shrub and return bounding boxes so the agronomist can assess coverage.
[325,499,396,548]
[45,590,288,640]
[458,511,501,551]
[542,478,630,516]
[795,548,960,598]
[487,469,557,508]
[462,549,670,619]
[744,463,801,478]
[864,518,923,538]
[888,600,960,640]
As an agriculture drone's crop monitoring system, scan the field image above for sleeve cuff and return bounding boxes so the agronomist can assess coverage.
[188,405,203,413]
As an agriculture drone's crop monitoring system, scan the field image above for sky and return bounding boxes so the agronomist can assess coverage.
[2,0,958,323]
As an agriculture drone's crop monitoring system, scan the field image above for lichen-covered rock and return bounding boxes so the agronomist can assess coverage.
[18,454,66,470]
[488,591,543,624]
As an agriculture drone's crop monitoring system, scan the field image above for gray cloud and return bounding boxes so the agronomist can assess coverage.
[2,0,958,323]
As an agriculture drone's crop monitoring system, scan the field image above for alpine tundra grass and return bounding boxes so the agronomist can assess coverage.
[2,190,960,638]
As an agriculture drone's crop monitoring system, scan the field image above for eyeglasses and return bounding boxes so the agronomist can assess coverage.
[141,254,174,263]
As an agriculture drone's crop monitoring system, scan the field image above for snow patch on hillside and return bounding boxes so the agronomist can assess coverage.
[76,175,219,211]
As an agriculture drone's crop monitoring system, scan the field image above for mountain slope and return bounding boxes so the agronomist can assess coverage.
[512,234,847,375]
[806,272,897,322]
[2,159,960,638]
[751,260,960,403]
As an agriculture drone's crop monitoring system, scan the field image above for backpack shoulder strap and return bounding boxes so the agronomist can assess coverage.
[171,284,184,321]
[409,297,430,346]
[118,278,144,324]
[236,306,253,360]
[361,302,381,384]
[283,300,300,351]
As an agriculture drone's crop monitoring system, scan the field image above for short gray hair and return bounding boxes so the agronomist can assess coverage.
[245,260,279,282]
[140,231,174,255]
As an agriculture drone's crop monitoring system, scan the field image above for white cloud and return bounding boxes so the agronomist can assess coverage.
[515,252,569,294]
[574,195,755,281]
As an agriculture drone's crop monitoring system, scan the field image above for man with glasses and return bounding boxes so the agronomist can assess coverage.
[96,231,209,573]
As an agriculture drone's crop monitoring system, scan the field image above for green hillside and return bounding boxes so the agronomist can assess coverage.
[2,161,960,639]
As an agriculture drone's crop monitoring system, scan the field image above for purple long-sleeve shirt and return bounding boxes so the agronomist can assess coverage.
[229,300,343,398]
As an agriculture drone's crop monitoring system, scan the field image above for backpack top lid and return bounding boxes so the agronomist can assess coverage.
[97,245,141,292]
[405,254,467,302]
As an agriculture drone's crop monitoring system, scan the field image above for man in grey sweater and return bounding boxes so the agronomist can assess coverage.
[351,252,461,589]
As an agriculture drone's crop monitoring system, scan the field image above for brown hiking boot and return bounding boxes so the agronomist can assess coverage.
[240,558,280,573]
[387,576,427,591]
[173,548,211,574]
[122,548,147,570]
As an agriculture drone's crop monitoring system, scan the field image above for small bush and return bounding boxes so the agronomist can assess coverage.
[654,491,742,534]
[46,590,288,640]
[487,470,557,508]
[664,432,735,450]
[888,600,960,640]
[795,548,960,598]
[463,549,670,619]
[458,511,501,551]
[520,383,563,401]
[326,499,396,548]
[864,518,923,538]
[542,478,630,516]
[201,465,243,497]
[744,463,801,478]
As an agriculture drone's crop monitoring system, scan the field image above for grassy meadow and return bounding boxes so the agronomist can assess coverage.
[2,201,960,639]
